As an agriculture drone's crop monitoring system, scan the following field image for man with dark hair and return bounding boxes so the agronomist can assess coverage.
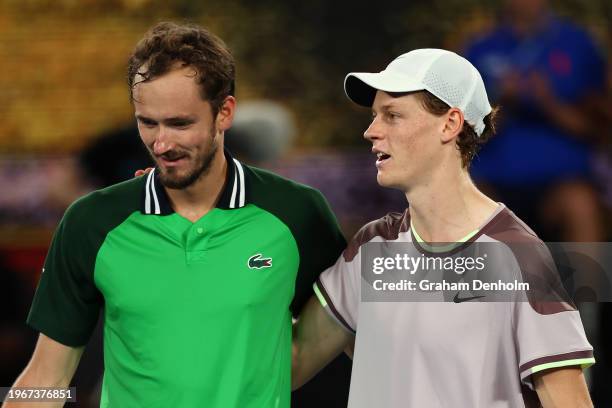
[4,22,346,408]
[292,49,594,407]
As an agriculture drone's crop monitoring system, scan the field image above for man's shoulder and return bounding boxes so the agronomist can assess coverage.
[482,205,575,314]
[481,206,554,284]
[247,165,322,195]
[243,164,344,245]
[480,205,542,245]
[61,177,143,229]
[343,210,409,262]
[245,164,329,209]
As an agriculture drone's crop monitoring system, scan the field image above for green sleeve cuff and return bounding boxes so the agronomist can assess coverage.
[530,357,596,374]
[313,282,328,308]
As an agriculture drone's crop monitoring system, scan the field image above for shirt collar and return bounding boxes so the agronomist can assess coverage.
[140,149,249,215]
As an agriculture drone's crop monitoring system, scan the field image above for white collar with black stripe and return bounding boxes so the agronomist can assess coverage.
[140,149,249,215]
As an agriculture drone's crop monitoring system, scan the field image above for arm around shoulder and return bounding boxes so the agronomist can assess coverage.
[292,296,353,390]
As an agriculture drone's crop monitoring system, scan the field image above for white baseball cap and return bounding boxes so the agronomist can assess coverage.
[344,48,492,136]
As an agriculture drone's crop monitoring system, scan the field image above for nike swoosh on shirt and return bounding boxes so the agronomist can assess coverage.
[453,292,485,303]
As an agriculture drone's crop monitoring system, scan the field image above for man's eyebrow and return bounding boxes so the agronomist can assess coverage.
[135,115,196,123]
[163,116,196,124]
[373,103,400,113]
[135,114,155,122]
[381,103,401,111]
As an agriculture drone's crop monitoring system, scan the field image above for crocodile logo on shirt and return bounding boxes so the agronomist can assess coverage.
[248,254,272,269]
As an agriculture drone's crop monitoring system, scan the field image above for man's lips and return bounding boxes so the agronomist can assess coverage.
[374,150,391,168]
[158,154,188,167]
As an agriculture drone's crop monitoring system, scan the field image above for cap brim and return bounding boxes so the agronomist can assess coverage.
[344,72,425,107]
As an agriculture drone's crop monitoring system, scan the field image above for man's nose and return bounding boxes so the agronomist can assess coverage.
[363,117,383,142]
[152,127,174,155]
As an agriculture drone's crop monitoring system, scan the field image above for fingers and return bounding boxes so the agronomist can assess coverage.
[134,167,154,177]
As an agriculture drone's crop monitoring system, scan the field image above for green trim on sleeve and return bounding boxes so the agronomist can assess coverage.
[313,282,328,308]
[530,357,596,374]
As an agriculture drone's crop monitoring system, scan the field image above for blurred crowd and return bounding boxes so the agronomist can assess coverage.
[1,0,610,406]
[460,2,611,403]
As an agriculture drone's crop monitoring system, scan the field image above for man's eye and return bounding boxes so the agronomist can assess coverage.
[170,122,192,128]
[139,119,156,127]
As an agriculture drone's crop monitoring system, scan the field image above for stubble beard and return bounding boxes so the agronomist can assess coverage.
[156,126,219,190]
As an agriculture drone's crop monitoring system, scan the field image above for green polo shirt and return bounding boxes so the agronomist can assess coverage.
[27,151,346,408]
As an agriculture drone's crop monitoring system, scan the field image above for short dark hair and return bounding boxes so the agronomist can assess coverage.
[413,91,499,168]
[127,21,235,117]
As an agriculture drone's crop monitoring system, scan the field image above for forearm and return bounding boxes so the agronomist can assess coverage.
[292,326,324,389]
[2,369,71,408]
[2,335,83,408]
[12,360,74,388]
[292,297,352,390]
[344,341,354,360]
[534,367,593,408]
[292,324,345,389]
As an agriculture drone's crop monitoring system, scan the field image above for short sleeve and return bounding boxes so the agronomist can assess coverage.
[515,302,594,389]
[27,201,103,347]
[314,243,362,334]
[512,242,594,389]
[289,189,347,316]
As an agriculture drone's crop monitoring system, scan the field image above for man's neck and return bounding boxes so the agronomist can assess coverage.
[164,151,228,222]
[406,169,499,243]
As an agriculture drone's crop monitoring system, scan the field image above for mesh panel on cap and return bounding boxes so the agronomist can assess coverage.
[465,71,492,134]
[422,69,463,108]
[470,76,491,117]
[464,100,484,132]
[421,52,491,135]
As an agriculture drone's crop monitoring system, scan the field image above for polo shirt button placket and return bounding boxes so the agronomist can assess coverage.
[186,225,207,264]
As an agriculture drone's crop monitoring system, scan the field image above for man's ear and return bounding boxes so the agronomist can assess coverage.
[216,96,236,132]
[441,108,464,143]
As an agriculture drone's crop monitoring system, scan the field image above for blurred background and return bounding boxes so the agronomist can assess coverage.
[0,0,610,406]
